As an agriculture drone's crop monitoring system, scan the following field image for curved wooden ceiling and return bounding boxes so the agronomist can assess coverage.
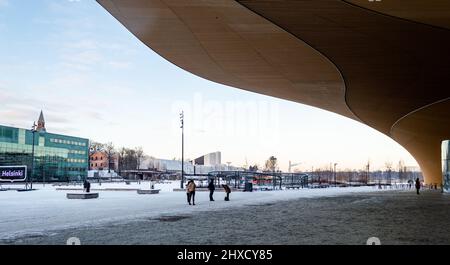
[96,0,355,119]
[97,0,450,184]
[345,0,450,30]
[237,0,450,184]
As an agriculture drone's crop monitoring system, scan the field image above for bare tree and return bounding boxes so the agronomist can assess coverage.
[314,167,322,184]
[264,156,278,172]
[89,141,104,154]
[343,169,353,185]
[366,160,370,185]
[147,156,156,170]
[135,147,144,171]
[398,160,406,182]
[327,164,333,184]
[135,147,145,182]
[385,161,393,185]
[249,164,259,172]
[118,147,127,176]
[121,148,137,171]
[104,142,115,175]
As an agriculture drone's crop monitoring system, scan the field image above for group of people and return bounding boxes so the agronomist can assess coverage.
[186,179,231,205]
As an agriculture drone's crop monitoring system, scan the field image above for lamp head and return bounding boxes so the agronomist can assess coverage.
[31,122,37,132]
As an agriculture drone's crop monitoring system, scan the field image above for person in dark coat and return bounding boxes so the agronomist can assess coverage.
[415,178,421,195]
[83,179,91,193]
[208,179,215,201]
[222,184,231,201]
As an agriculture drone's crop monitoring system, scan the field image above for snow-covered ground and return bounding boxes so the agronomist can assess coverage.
[0,181,391,241]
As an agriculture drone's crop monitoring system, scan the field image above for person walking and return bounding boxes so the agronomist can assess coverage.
[415,178,421,195]
[83,179,91,193]
[222,184,231,201]
[186,180,192,205]
[186,180,196,205]
[150,180,155,190]
[208,179,215,201]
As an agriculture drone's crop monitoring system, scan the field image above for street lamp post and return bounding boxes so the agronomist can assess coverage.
[329,162,332,185]
[366,162,370,185]
[30,122,37,190]
[334,163,338,187]
[180,111,184,189]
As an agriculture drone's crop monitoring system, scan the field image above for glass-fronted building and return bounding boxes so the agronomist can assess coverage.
[443,140,450,193]
[0,124,89,182]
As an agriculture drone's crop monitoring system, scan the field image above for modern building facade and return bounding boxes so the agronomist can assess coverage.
[143,156,242,175]
[0,113,89,182]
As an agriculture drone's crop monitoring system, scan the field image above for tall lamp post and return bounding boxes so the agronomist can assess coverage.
[180,111,184,189]
[366,161,370,185]
[30,122,37,190]
[334,163,338,187]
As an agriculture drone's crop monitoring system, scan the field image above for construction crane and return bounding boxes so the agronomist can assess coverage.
[288,161,302,173]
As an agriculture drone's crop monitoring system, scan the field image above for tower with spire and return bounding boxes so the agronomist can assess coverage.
[37,110,46,132]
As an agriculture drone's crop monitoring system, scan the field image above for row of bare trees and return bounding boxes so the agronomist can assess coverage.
[311,160,420,184]
[247,156,420,184]
[89,141,146,173]
[117,146,145,173]
[246,156,279,172]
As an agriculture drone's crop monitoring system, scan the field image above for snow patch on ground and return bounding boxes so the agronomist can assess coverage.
[0,181,392,241]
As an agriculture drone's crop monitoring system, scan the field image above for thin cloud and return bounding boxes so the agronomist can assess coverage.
[108,61,131,69]
[0,0,9,8]
[0,90,72,128]
[60,50,102,68]
[64,39,98,50]
[84,111,104,121]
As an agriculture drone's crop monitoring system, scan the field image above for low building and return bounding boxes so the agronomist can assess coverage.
[89,151,118,171]
[144,155,243,175]
[194,151,221,166]
[0,112,89,182]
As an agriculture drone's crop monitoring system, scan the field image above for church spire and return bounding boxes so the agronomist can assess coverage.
[37,110,46,132]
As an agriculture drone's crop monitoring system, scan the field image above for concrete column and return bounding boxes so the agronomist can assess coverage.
[443,140,450,193]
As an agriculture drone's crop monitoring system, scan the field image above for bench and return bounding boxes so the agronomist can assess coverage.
[67,193,99,199]
[137,189,161,195]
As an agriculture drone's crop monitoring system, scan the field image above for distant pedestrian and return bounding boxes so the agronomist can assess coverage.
[208,179,215,201]
[222,184,231,201]
[83,179,91,193]
[415,178,421,195]
[186,182,191,205]
[186,180,196,205]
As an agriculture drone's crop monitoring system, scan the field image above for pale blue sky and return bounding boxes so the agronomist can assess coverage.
[0,0,418,171]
